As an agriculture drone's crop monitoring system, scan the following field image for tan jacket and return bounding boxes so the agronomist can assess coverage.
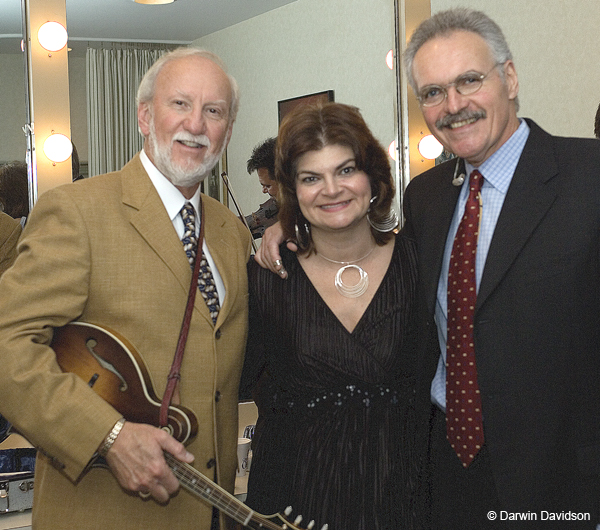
[0,212,21,277]
[0,155,251,529]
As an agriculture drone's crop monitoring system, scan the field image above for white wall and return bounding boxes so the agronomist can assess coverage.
[430,0,600,138]
[192,0,397,217]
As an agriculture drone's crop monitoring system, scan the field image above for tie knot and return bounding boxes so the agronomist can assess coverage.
[180,203,196,230]
[181,203,195,221]
[469,170,484,193]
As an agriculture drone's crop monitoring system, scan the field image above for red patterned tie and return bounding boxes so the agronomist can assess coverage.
[446,169,484,467]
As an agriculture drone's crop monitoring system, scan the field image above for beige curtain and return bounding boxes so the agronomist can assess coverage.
[86,46,168,177]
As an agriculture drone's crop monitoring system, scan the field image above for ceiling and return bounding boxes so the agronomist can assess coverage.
[0,0,297,55]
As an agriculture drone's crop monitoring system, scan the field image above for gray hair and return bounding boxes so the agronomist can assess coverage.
[404,8,518,110]
[136,46,240,124]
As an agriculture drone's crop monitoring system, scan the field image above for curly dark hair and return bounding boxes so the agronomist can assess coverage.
[276,102,395,255]
[246,137,276,177]
[0,161,29,219]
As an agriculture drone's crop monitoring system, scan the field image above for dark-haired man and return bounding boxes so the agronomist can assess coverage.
[245,137,279,238]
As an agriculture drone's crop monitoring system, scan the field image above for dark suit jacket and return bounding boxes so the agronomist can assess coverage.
[403,119,600,516]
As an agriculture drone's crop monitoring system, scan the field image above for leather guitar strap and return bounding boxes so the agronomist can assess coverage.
[159,197,205,428]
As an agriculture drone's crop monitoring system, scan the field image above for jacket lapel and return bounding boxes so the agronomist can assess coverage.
[477,120,558,310]
[203,196,241,326]
[120,155,192,295]
[420,164,463,315]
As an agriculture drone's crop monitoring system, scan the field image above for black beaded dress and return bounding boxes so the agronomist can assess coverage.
[241,234,420,530]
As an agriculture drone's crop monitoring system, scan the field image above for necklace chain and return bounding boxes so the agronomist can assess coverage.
[317,245,375,265]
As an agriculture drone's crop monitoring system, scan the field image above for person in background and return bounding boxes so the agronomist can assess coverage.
[71,142,84,181]
[0,46,251,530]
[0,161,29,222]
[0,212,21,277]
[244,137,279,238]
[240,102,421,530]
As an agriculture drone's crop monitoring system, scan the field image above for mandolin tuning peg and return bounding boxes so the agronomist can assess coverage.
[307,520,315,530]
[294,515,303,525]
[284,506,293,516]
[320,525,329,530]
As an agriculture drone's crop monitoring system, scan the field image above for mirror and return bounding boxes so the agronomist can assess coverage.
[1,0,400,218]
[0,0,27,165]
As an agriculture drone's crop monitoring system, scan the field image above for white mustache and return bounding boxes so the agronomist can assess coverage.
[172,133,211,148]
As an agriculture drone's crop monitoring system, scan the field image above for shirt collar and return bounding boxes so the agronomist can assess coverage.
[140,148,201,221]
[465,118,530,193]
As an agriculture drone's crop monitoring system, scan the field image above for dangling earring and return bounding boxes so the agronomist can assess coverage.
[294,221,311,250]
[367,196,399,233]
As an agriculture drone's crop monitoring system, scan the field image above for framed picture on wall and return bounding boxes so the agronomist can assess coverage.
[278,90,335,125]
[201,151,229,208]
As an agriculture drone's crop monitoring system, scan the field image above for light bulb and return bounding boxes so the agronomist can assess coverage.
[386,50,394,70]
[388,140,397,161]
[418,135,443,160]
[43,133,72,163]
[38,21,68,52]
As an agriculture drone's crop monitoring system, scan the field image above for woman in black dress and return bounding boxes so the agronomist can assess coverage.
[241,102,420,530]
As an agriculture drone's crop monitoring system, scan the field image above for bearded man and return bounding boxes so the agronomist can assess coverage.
[0,47,251,530]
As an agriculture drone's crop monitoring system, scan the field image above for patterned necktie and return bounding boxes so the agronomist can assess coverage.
[180,203,220,325]
[446,169,485,467]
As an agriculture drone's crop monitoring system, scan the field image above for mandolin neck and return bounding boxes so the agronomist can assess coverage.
[164,452,283,530]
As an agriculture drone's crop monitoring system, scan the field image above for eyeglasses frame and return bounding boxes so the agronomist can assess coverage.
[416,63,504,108]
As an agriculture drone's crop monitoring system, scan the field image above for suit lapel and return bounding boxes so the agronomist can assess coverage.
[477,121,558,310]
[203,196,241,326]
[120,155,193,296]
[420,165,463,315]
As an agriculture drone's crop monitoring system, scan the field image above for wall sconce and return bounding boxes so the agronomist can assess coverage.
[43,133,72,164]
[38,21,68,52]
[418,134,443,160]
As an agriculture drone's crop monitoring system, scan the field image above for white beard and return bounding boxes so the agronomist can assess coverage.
[147,118,227,188]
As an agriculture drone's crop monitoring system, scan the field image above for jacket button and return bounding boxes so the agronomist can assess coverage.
[215,329,221,339]
[206,458,216,469]
[215,391,221,402]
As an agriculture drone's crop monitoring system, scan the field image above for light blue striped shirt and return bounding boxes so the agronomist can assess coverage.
[431,119,530,410]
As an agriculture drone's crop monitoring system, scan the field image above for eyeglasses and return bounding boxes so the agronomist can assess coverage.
[416,64,501,107]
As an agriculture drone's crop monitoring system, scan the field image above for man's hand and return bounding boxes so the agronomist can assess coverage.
[104,421,194,503]
[254,222,297,278]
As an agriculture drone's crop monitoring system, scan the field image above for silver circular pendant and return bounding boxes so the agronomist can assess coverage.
[334,264,369,298]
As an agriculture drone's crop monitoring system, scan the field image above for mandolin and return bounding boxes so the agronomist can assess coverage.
[51,321,325,530]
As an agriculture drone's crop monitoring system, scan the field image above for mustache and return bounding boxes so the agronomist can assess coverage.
[172,132,211,148]
[436,109,486,129]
